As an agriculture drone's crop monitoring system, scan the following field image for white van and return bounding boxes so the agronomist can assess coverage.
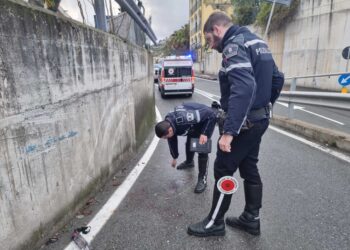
[158,57,195,98]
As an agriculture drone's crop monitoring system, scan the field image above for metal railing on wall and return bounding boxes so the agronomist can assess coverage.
[115,0,157,44]
[279,72,350,118]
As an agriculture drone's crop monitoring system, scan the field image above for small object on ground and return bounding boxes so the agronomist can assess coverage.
[85,197,97,206]
[71,226,91,250]
[76,214,85,219]
[81,209,93,216]
[45,236,58,245]
[112,181,120,186]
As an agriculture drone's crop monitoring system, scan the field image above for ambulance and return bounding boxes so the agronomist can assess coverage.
[158,56,195,98]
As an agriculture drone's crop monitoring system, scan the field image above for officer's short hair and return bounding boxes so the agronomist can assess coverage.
[204,12,233,33]
[155,120,171,138]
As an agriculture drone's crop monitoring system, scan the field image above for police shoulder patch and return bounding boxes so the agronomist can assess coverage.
[232,33,245,45]
[223,43,239,59]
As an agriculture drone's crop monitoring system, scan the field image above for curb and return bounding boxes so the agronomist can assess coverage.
[271,115,350,154]
[195,73,218,81]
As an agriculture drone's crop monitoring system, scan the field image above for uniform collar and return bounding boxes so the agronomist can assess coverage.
[221,25,239,48]
[165,114,177,134]
[221,25,252,48]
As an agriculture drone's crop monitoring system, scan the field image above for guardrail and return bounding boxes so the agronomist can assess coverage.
[285,72,349,81]
[280,72,349,118]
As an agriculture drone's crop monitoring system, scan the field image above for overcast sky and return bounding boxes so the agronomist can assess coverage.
[60,0,189,41]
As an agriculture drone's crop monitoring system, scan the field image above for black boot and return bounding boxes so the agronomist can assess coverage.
[194,178,206,193]
[176,160,194,170]
[225,181,262,235]
[194,156,208,193]
[188,175,234,237]
[187,217,225,237]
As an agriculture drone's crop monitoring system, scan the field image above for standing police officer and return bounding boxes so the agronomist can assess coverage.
[187,12,284,236]
[155,102,217,193]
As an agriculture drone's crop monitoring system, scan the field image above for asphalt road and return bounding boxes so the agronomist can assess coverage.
[44,79,350,250]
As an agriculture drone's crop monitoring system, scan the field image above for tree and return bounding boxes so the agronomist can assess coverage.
[231,0,260,26]
[45,0,61,12]
[231,0,300,33]
[161,24,189,56]
[256,0,300,33]
[28,0,61,12]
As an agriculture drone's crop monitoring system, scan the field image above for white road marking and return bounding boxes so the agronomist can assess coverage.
[194,88,220,102]
[195,88,350,164]
[64,107,162,250]
[269,125,350,164]
[195,81,345,126]
[276,101,344,125]
[300,109,345,125]
[195,77,218,83]
[196,87,344,126]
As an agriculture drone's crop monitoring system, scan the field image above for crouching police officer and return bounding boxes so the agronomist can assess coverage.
[187,12,284,236]
[155,102,216,193]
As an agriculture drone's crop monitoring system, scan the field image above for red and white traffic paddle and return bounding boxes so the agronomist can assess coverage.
[217,176,239,195]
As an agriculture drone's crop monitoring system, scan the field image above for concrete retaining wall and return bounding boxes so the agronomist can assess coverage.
[193,49,221,76]
[0,1,154,249]
[197,0,350,91]
[269,0,350,91]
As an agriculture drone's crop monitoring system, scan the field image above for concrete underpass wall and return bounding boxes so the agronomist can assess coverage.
[268,0,350,90]
[0,1,154,249]
[194,50,222,76]
[196,0,350,91]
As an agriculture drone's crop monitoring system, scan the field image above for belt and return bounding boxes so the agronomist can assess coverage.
[247,106,270,121]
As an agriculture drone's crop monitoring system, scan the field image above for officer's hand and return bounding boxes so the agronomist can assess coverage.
[219,134,233,152]
[171,159,177,168]
[199,134,208,144]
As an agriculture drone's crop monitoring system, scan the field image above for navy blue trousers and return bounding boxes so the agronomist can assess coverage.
[208,118,269,222]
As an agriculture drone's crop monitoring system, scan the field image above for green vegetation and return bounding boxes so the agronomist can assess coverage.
[255,0,300,32]
[29,0,61,11]
[231,0,260,26]
[231,0,300,34]
[161,24,190,56]
[46,0,61,12]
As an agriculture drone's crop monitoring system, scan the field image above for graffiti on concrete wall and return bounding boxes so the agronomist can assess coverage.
[24,130,78,155]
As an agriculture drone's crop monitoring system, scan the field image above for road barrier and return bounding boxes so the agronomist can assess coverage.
[282,72,350,118]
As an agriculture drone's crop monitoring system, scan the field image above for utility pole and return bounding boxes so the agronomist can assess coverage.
[264,0,276,39]
[94,0,107,31]
[346,49,350,72]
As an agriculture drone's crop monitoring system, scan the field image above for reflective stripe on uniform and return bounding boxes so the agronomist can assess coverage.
[195,110,201,123]
[244,39,266,48]
[226,62,252,72]
[227,35,236,42]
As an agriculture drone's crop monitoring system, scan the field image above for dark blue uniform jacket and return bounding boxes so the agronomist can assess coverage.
[219,25,284,136]
[165,102,216,159]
